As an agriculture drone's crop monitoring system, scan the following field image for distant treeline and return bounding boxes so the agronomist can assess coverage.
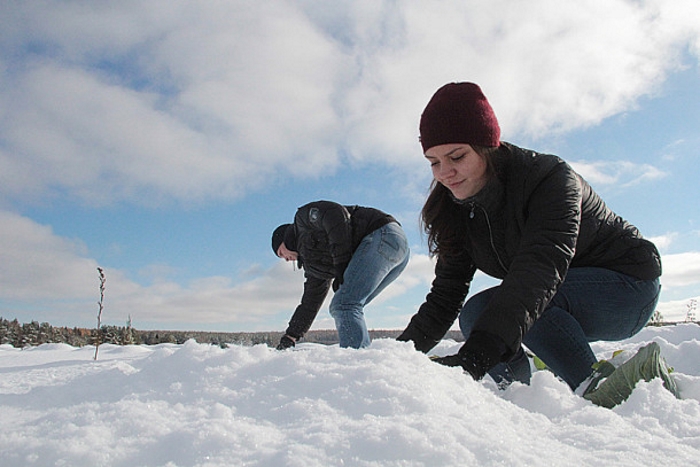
[0,316,465,348]
[2,316,686,350]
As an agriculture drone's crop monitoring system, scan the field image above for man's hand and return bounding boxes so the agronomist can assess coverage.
[276,334,296,350]
[332,262,348,292]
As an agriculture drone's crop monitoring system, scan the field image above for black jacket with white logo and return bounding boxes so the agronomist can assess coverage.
[284,201,397,339]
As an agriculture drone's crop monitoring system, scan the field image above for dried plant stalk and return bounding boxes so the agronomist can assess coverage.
[94,267,106,360]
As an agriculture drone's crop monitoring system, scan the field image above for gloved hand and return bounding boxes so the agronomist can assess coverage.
[332,262,348,292]
[276,334,296,350]
[432,331,508,380]
[397,322,440,353]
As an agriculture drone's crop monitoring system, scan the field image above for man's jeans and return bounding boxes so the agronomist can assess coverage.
[330,223,410,348]
[459,267,661,390]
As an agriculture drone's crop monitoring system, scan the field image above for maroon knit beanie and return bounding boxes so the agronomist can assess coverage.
[419,82,500,152]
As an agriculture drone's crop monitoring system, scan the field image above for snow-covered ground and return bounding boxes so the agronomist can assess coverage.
[2,324,700,467]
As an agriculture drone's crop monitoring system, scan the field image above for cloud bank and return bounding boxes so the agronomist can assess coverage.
[2,0,699,206]
[2,0,699,329]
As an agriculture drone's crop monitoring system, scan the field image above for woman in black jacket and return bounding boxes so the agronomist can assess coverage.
[272,200,409,349]
[398,82,662,395]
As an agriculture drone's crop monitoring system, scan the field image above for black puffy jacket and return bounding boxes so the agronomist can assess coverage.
[283,201,398,339]
[399,143,661,355]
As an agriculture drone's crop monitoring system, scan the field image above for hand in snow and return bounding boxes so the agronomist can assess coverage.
[432,332,507,380]
[276,335,296,350]
[397,325,440,353]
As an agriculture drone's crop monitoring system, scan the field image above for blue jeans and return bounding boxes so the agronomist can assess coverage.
[330,223,410,348]
[459,267,661,390]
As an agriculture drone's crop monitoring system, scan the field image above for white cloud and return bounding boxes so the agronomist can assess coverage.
[648,232,677,251]
[0,210,97,300]
[2,0,700,205]
[660,251,700,289]
[569,160,668,187]
[2,1,700,331]
[1,1,346,206]
[109,262,306,329]
[0,209,299,328]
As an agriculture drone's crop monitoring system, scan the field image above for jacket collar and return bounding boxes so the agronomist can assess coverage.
[450,174,505,214]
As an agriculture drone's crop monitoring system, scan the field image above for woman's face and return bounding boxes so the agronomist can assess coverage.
[425,143,489,200]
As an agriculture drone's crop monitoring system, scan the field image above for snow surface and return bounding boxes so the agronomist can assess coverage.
[2,324,700,467]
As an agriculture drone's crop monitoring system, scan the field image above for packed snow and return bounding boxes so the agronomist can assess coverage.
[2,324,700,467]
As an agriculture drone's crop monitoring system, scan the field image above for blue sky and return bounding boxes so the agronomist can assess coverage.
[1,0,699,332]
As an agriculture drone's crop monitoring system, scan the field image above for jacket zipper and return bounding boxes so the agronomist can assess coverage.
[471,202,508,274]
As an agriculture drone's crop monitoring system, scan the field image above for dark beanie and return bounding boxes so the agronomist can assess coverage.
[271,223,294,254]
[419,82,500,152]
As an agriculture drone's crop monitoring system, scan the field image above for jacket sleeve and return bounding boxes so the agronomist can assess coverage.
[398,250,476,352]
[474,160,582,355]
[284,276,332,339]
